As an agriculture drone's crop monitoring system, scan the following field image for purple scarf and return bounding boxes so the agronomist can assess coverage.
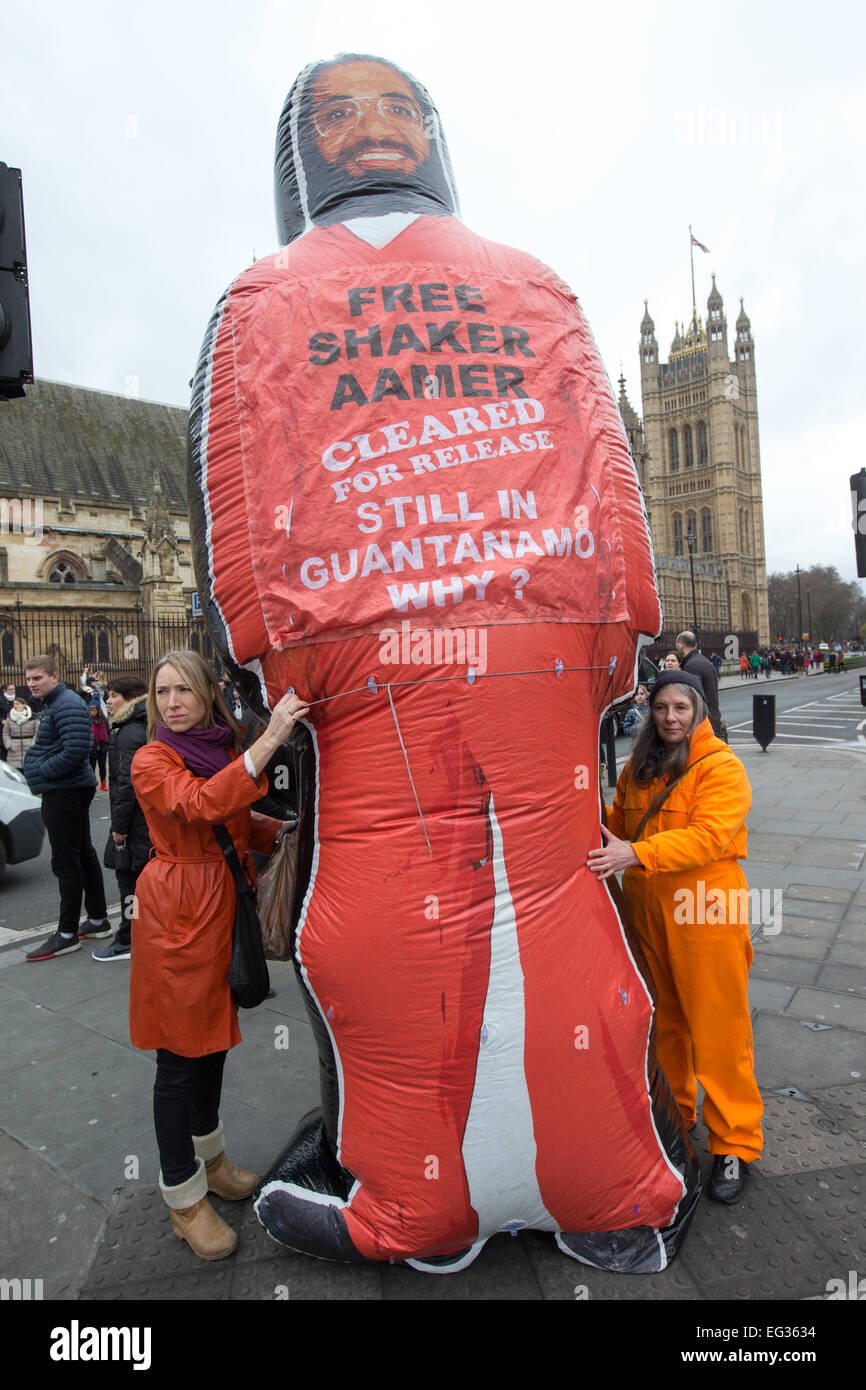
[156,722,235,777]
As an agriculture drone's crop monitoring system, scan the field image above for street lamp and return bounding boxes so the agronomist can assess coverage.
[685,528,699,638]
[806,585,813,642]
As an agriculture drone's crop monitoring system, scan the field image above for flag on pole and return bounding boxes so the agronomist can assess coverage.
[690,233,710,253]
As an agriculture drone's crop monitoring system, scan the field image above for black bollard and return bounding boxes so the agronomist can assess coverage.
[753,693,776,751]
[860,673,866,708]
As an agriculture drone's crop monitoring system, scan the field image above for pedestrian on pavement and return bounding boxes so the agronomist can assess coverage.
[129,649,304,1260]
[710,652,722,678]
[88,704,110,790]
[623,684,650,739]
[663,651,681,670]
[91,677,152,964]
[2,696,40,768]
[749,650,760,679]
[22,655,111,961]
[675,631,722,737]
[587,670,763,1203]
[739,652,749,680]
[0,682,17,759]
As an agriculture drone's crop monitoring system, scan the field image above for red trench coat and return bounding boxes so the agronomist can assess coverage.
[129,743,281,1057]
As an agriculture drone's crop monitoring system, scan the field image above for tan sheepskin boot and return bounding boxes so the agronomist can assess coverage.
[160,1158,237,1260]
[193,1121,260,1201]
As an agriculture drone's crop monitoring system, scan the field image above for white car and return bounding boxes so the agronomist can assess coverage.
[0,761,45,881]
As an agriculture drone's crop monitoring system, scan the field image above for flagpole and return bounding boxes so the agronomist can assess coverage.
[689,224,696,311]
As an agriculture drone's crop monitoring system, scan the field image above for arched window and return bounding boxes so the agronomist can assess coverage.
[1,631,14,665]
[669,429,680,471]
[701,508,712,553]
[49,561,77,584]
[698,421,708,467]
[686,511,697,547]
[97,630,110,664]
[684,425,694,468]
[673,513,683,557]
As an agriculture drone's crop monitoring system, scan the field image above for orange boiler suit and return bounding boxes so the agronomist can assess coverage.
[606,717,763,1162]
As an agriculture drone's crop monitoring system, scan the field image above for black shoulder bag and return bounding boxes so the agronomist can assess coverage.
[213,823,271,1010]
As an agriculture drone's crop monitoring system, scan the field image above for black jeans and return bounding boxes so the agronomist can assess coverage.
[89,745,107,780]
[154,1049,227,1186]
[40,785,107,935]
[114,868,139,948]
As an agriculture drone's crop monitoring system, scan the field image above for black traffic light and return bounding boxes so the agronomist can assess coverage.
[852,469,866,579]
[0,163,33,400]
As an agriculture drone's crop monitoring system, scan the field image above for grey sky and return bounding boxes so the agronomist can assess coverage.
[4,0,864,586]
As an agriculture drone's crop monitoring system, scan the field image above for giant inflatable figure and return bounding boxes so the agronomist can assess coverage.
[188,54,701,1273]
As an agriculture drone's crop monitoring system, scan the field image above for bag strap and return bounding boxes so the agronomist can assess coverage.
[629,751,718,844]
[213,823,255,898]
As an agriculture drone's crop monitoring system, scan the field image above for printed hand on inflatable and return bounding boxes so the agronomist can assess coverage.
[188,52,701,1273]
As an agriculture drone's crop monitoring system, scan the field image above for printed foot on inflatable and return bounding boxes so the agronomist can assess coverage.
[189,52,702,1274]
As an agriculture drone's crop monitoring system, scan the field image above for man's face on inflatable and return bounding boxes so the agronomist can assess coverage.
[310,59,429,179]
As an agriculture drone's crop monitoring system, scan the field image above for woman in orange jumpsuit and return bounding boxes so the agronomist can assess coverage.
[130,650,307,1258]
[587,670,763,1202]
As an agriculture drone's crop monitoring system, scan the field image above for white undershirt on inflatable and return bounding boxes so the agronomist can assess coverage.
[342,212,421,249]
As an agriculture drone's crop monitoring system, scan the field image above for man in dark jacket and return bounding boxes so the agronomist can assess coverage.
[675,631,723,736]
[92,677,152,961]
[22,656,110,961]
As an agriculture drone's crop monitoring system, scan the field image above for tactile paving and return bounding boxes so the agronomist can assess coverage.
[522,1229,701,1301]
[233,1254,385,1301]
[757,1093,866,1175]
[84,1267,234,1300]
[382,1233,543,1301]
[810,1082,866,1142]
[678,1168,839,1301]
[772,1164,866,1267]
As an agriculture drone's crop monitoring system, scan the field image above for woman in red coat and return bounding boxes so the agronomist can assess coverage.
[130,650,307,1260]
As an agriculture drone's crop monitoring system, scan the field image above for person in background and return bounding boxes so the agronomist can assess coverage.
[23,655,111,961]
[739,652,749,680]
[748,650,761,679]
[663,651,681,670]
[2,695,40,768]
[623,684,650,739]
[675,631,722,737]
[710,652,722,679]
[0,682,17,758]
[92,676,152,963]
[89,704,110,791]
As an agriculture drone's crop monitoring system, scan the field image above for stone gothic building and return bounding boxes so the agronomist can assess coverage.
[0,379,211,682]
[619,276,770,648]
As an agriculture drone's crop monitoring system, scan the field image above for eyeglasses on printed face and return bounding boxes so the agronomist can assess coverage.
[312,94,425,139]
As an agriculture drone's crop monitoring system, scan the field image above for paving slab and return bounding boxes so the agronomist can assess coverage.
[0,1131,107,1301]
[752,1012,866,1091]
[775,898,847,921]
[784,987,866,1032]
[810,1083,866,1142]
[753,933,830,961]
[816,962,866,998]
[749,954,821,987]
[771,1165,866,1268]
[673,1169,840,1301]
[771,917,839,942]
[521,1228,702,1300]
[757,1094,865,1176]
[382,1233,543,1300]
[785,884,852,905]
[748,980,796,1013]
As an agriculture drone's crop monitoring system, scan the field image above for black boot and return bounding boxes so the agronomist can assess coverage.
[709,1154,749,1203]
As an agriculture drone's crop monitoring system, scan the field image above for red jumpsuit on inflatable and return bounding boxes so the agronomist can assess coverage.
[188,53,701,1272]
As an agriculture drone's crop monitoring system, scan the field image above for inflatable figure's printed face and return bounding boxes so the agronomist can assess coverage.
[273,52,459,245]
[311,60,429,179]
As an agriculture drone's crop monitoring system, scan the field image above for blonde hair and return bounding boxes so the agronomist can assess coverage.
[146,649,244,751]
